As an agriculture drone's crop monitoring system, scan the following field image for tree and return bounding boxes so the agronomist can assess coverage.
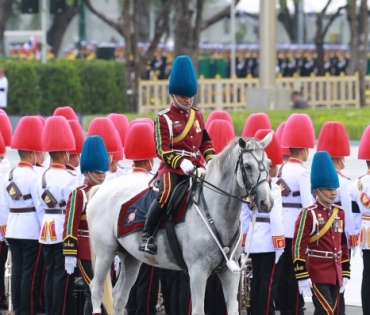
[0,0,12,55]
[346,0,369,106]
[84,0,172,112]
[278,0,298,43]
[314,0,347,75]
[47,5,80,56]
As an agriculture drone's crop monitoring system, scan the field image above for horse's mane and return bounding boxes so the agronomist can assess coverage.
[208,137,261,177]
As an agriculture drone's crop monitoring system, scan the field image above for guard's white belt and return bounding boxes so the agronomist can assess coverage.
[307,249,342,259]
[173,149,200,158]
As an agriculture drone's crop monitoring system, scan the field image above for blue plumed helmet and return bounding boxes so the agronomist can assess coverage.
[169,55,197,97]
[80,135,109,174]
[310,151,339,193]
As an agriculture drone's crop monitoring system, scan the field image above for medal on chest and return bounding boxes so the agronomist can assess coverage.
[194,120,201,133]
[333,216,343,233]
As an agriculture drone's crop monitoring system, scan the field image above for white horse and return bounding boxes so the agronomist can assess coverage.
[87,134,273,315]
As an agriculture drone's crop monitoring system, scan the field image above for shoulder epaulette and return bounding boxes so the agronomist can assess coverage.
[191,107,199,111]
[158,108,170,116]
[306,204,317,211]
[67,170,77,176]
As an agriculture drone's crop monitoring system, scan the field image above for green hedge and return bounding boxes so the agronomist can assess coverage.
[0,59,127,115]
[85,108,370,140]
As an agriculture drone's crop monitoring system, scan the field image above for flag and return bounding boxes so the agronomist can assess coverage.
[22,35,39,57]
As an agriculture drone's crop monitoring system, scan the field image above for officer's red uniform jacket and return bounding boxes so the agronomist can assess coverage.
[292,201,350,286]
[156,104,215,179]
[63,183,92,261]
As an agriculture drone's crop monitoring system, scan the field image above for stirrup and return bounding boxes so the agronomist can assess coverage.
[139,236,157,255]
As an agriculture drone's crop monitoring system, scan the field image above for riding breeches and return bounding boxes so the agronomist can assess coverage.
[157,173,187,208]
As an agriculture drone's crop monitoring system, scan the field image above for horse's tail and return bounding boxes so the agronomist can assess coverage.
[90,237,115,315]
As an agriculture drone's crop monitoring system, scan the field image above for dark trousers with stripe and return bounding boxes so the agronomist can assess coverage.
[277,238,304,315]
[126,263,160,315]
[158,173,187,208]
[33,244,45,312]
[43,243,74,315]
[250,252,278,315]
[0,241,8,305]
[78,259,94,315]
[334,248,351,315]
[7,238,40,315]
[361,249,370,314]
[312,283,339,315]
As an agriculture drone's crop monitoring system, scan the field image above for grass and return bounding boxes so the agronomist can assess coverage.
[85,108,370,140]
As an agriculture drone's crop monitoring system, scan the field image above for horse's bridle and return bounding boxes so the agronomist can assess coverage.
[234,139,270,203]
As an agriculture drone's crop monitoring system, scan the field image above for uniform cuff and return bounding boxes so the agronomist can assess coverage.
[272,235,285,249]
[342,259,351,279]
[162,151,183,169]
[63,236,78,256]
[203,149,215,162]
[348,234,358,247]
[0,226,6,238]
[294,259,309,280]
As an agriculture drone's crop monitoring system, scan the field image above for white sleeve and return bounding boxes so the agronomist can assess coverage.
[240,203,252,234]
[339,180,357,237]
[33,175,45,226]
[299,169,314,208]
[270,183,285,240]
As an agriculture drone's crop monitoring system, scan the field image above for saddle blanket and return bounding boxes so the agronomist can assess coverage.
[117,188,189,238]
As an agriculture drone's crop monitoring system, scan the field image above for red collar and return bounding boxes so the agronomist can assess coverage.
[18,161,33,169]
[50,163,66,170]
[288,157,303,165]
[132,167,149,174]
[170,103,191,114]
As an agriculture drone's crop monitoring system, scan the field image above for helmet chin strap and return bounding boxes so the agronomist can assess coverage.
[87,171,104,185]
[316,189,336,205]
[172,95,193,111]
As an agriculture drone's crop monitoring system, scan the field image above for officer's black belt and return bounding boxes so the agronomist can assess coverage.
[10,207,36,213]
[282,202,303,209]
[45,209,66,215]
[255,217,270,223]
[292,191,301,197]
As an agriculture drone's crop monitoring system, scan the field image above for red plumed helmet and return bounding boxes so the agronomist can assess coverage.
[11,116,43,151]
[43,116,75,152]
[276,121,291,156]
[124,122,156,160]
[281,113,315,148]
[358,126,370,160]
[113,130,124,161]
[241,113,271,137]
[108,113,129,147]
[130,118,154,128]
[68,120,85,154]
[254,129,283,165]
[87,117,118,153]
[317,122,350,157]
[205,111,234,130]
[207,119,235,154]
[0,133,5,154]
[0,113,12,146]
[53,106,78,121]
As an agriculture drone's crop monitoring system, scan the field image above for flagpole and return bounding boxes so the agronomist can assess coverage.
[41,0,47,64]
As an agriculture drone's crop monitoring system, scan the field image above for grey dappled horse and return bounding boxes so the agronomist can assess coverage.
[87,133,274,315]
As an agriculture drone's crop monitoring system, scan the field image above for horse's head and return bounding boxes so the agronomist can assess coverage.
[235,132,274,213]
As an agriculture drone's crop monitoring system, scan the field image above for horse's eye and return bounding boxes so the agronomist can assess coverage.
[244,164,252,170]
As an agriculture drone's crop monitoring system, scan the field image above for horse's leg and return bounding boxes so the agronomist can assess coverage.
[112,250,141,315]
[90,246,116,314]
[218,270,240,315]
[189,266,210,315]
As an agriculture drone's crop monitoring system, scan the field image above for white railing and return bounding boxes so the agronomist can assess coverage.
[138,73,361,113]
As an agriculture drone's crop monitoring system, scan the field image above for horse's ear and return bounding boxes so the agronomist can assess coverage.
[239,138,247,149]
[259,131,273,148]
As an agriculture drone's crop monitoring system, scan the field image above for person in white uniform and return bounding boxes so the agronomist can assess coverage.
[0,68,8,110]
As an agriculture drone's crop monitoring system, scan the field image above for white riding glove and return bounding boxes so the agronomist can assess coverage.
[339,277,348,293]
[114,255,120,275]
[275,248,284,264]
[180,159,195,175]
[65,256,77,275]
[298,279,312,297]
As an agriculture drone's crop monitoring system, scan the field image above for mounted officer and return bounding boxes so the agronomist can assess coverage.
[138,55,216,255]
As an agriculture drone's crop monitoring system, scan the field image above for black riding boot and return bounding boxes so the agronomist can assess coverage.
[138,200,163,255]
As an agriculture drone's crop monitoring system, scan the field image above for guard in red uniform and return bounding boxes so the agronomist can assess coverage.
[63,136,109,315]
[139,55,215,255]
[293,151,350,315]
